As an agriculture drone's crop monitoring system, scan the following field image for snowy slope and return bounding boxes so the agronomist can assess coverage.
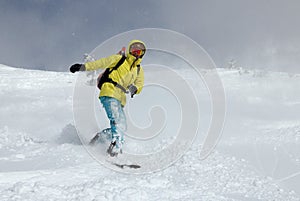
[0,64,299,201]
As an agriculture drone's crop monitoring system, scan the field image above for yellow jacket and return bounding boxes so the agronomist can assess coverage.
[84,40,145,106]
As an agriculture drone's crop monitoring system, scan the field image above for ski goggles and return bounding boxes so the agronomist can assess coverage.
[129,42,146,58]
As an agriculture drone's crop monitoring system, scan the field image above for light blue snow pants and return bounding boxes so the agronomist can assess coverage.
[99,96,126,148]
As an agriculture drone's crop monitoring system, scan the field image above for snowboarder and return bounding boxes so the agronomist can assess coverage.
[70,40,146,157]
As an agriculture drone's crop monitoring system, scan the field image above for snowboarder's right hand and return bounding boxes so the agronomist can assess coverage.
[128,84,137,98]
[69,63,85,73]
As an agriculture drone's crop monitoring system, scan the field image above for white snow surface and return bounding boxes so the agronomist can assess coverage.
[0,64,299,201]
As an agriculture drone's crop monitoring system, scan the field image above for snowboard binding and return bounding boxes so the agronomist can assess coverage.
[107,141,122,157]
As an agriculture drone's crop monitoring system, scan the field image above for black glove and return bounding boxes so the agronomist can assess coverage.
[70,63,85,73]
[128,84,137,98]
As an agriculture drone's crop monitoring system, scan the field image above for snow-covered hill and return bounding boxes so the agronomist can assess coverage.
[0,64,299,200]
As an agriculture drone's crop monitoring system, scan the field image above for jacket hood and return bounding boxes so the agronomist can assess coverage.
[127,40,146,61]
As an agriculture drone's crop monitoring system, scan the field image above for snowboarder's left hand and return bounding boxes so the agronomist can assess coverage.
[128,84,137,98]
[70,63,85,73]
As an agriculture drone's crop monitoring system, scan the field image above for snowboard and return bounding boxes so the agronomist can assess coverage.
[89,132,141,169]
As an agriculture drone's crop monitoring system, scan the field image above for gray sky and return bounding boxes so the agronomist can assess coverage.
[0,0,299,72]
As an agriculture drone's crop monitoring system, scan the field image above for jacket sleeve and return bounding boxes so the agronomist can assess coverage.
[134,66,144,94]
[85,54,121,71]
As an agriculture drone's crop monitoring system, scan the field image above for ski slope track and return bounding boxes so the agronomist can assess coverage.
[0,64,299,200]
